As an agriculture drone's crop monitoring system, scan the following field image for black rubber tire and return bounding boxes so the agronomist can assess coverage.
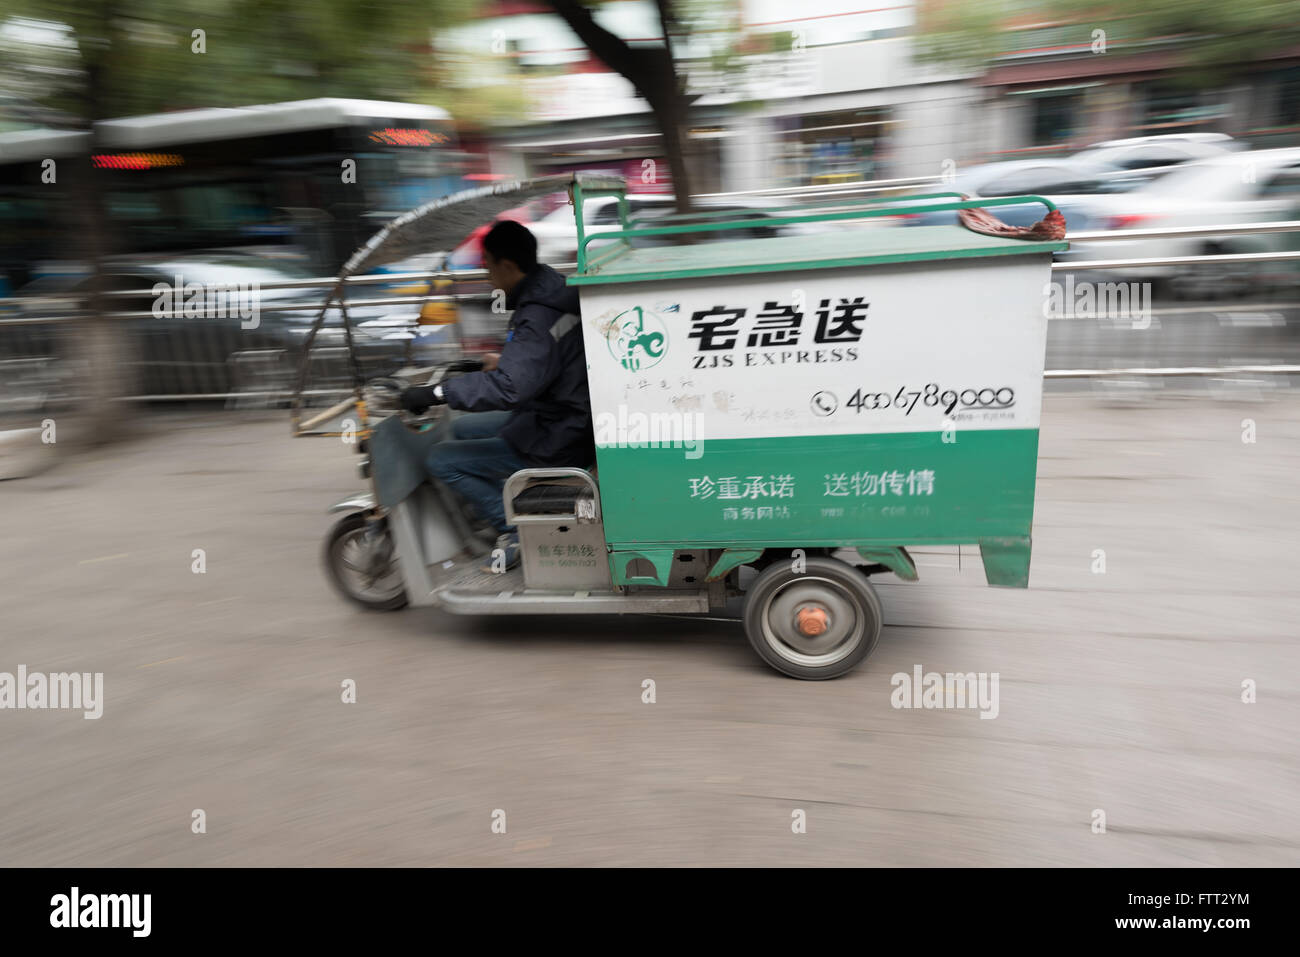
[742,555,882,679]
[323,512,409,611]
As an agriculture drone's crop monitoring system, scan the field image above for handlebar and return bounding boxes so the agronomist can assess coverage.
[295,359,485,436]
[443,358,484,374]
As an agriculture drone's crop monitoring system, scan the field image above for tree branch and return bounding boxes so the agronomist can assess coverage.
[545,0,694,212]
[547,0,676,107]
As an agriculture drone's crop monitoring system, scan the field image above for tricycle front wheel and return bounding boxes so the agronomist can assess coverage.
[323,512,409,611]
[743,556,882,679]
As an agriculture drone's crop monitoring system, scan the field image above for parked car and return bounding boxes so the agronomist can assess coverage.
[1069,133,1238,172]
[2,253,412,399]
[901,158,1148,232]
[445,199,554,272]
[1069,147,1300,293]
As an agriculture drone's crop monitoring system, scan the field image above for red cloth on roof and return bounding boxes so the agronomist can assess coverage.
[957,203,1066,241]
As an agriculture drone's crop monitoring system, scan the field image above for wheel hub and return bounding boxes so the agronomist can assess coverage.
[795,604,830,636]
[761,577,862,664]
[338,527,402,598]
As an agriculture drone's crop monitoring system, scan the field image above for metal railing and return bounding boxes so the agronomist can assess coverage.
[4,218,1298,319]
[1,199,1297,401]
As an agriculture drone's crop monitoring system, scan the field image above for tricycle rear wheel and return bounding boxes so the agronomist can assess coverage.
[742,556,881,679]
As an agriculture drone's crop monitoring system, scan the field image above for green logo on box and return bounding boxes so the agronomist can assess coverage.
[608,305,667,372]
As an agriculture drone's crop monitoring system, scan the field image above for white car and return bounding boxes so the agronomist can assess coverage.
[529,194,813,265]
[1070,133,1238,173]
[1071,147,1300,291]
[529,194,671,264]
[902,157,1143,233]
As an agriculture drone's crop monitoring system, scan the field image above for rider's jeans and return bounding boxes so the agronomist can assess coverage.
[447,410,511,441]
[426,411,529,535]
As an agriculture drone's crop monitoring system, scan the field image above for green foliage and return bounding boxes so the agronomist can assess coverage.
[1054,0,1300,69]
[917,0,1300,81]
[913,0,1006,70]
[426,81,530,127]
[0,0,479,120]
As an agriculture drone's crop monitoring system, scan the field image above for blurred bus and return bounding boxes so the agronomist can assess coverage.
[0,127,88,294]
[0,98,465,289]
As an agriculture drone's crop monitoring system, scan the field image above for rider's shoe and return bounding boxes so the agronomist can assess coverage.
[480,532,520,574]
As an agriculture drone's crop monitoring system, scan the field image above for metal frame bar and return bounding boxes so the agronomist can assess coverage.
[1056,250,1300,270]
[627,191,972,226]
[1066,220,1300,243]
[1045,364,1300,378]
[574,188,1062,272]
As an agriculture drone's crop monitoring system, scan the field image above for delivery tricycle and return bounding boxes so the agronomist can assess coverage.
[292,174,1067,679]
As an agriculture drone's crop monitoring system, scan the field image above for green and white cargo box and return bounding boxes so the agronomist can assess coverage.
[567,186,1067,589]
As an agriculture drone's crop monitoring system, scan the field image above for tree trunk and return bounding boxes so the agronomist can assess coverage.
[648,0,696,214]
[70,35,136,447]
[547,0,695,213]
[636,56,695,215]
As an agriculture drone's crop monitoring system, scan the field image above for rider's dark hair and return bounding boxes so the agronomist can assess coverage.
[483,219,538,272]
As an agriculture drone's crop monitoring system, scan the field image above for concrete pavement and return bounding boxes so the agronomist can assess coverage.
[1,394,1297,866]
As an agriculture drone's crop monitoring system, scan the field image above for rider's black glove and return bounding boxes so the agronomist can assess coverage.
[400,385,446,415]
[445,358,485,374]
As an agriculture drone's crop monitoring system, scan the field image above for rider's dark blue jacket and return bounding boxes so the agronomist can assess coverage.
[442,264,595,468]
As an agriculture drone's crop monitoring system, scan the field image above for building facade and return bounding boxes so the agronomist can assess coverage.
[439,1,1300,193]
[440,0,981,190]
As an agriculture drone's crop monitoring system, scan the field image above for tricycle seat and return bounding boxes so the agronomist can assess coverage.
[511,483,586,515]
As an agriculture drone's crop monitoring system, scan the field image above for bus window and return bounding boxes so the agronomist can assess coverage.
[3,100,462,277]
